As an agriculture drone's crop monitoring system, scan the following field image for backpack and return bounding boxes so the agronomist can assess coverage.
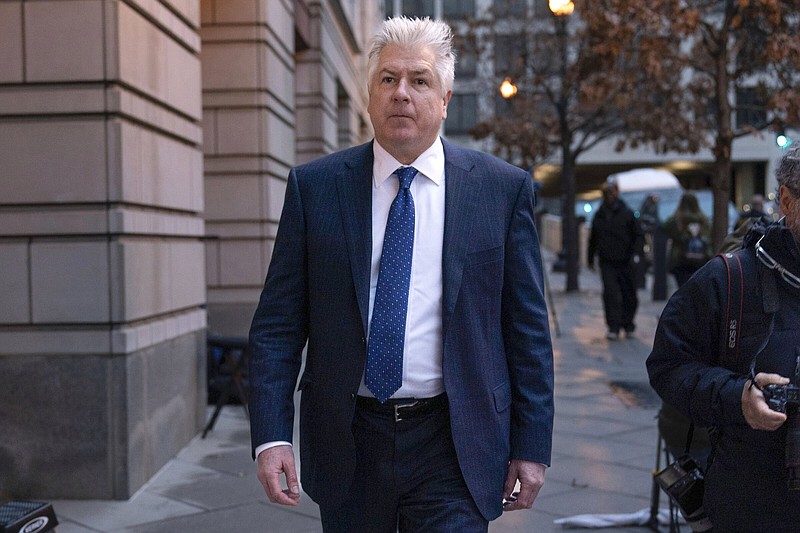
[682,222,710,267]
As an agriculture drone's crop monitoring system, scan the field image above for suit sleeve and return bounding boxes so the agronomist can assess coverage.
[502,176,555,465]
[248,168,310,457]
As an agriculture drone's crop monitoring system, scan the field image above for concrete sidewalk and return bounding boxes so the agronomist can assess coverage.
[50,256,674,532]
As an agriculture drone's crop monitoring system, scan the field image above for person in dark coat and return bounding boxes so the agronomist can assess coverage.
[647,144,800,532]
[587,180,643,340]
[735,193,774,230]
[662,192,712,287]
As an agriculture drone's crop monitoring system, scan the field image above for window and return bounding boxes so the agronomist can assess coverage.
[493,0,527,18]
[532,0,551,17]
[454,37,477,78]
[444,0,475,20]
[494,35,527,77]
[736,87,767,129]
[446,93,478,135]
[402,0,435,17]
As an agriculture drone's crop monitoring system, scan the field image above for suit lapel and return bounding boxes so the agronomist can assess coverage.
[442,142,481,334]
[336,144,374,336]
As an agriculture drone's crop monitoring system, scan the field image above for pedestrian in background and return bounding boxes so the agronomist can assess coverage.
[647,144,800,531]
[735,193,773,229]
[662,192,711,287]
[587,180,643,340]
[248,16,554,532]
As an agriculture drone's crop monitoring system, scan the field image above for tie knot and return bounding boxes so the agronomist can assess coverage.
[395,166,418,190]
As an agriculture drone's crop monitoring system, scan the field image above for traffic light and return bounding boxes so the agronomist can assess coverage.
[776,128,792,149]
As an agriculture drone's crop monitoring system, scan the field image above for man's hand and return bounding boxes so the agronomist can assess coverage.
[742,372,790,431]
[502,460,545,511]
[256,445,301,506]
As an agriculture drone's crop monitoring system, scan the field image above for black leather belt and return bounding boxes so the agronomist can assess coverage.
[356,393,448,422]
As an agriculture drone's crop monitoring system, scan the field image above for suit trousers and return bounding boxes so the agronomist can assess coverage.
[318,400,489,533]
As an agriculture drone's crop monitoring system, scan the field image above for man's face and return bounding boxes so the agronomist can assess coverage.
[780,184,800,246]
[603,185,618,206]
[368,44,452,164]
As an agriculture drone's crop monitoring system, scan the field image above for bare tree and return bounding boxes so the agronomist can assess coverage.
[466,2,644,292]
[599,0,800,248]
[465,0,800,282]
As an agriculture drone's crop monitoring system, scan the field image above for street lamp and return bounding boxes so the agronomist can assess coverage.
[549,0,579,291]
[500,77,518,99]
[549,0,574,16]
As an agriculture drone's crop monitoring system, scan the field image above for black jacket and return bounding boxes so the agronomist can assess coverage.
[646,222,796,427]
[587,199,642,265]
[647,222,800,531]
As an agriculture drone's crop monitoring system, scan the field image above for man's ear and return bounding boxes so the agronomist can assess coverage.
[442,90,452,120]
[780,184,792,217]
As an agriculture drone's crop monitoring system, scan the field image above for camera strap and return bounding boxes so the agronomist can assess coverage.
[683,423,695,456]
[719,252,745,369]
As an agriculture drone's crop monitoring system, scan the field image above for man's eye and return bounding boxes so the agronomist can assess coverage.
[382,77,394,83]
[415,79,427,85]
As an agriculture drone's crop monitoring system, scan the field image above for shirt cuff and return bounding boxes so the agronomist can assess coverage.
[254,441,292,461]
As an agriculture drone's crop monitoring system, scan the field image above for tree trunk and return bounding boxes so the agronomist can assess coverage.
[563,151,579,292]
[711,153,732,251]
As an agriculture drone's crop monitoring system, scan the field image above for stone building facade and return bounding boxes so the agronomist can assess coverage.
[0,0,379,499]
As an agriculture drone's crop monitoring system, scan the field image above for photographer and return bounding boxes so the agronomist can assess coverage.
[647,144,800,532]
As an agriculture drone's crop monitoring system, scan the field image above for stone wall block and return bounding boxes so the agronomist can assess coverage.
[220,239,264,286]
[0,242,31,323]
[118,2,201,120]
[169,240,206,311]
[210,0,258,23]
[25,0,105,82]
[0,354,116,498]
[216,108,261,155]
[118,121,203,212]
[201,42,258,90]
[30,240,110,324]
[0,2,23,83]
[2,120,107,204]
[205,175,261,220]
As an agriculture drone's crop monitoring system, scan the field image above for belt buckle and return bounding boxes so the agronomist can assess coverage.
[394,400,420,422]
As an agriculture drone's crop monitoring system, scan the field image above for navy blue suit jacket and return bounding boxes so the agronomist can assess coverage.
[249,139,554,520]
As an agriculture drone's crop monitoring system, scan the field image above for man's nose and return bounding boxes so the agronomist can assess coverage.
[393,78,410,101]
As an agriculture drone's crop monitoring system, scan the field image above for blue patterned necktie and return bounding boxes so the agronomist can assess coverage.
[366,166,418,403]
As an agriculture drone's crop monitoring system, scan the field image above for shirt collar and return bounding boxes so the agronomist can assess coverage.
[373,137,444,188]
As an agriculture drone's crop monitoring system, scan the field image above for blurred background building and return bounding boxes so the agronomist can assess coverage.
[410,0,792,207]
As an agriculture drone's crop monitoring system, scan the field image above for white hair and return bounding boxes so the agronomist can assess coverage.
[777,143,800,196]
[367,17,456,97]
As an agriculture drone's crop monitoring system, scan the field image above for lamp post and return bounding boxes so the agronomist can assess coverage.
[500,77,518,99]
[549,0,579,292]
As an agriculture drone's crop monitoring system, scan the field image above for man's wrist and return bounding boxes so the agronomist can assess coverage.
[255,441,292,461]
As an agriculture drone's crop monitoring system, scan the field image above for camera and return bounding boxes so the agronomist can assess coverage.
[762,383,800,490]
[655,455,712,531]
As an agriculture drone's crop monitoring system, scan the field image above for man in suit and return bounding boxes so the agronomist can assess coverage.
[249,17,554,532]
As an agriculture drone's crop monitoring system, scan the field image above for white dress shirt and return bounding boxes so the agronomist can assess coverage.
[255,137,446,458]
[359,138,445,399]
